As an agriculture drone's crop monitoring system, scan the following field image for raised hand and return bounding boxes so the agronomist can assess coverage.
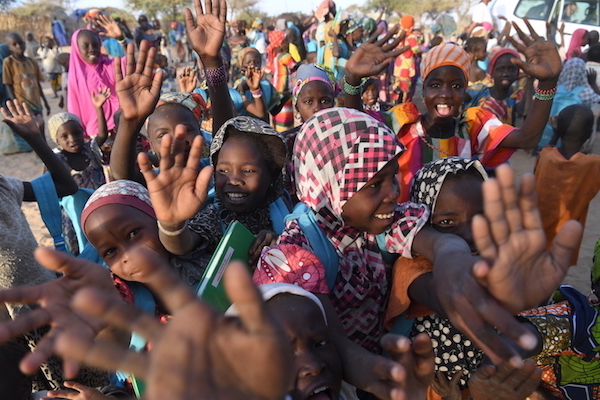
[245,65,263,91]
[379,333,435,400]
[45,381,112,400]
[178,66,198,93]
[184,0,227,65]
[138,127,213,231]
[431,371,463,400]
[115,40,163,122]
[508,18,562,84]
[472,164,582,314]
[95,14,124,40]
[53,261,293,400]
[345,25,408,83]
[1,100,44,140]
[0,247,117,378]
[91,86,111,109]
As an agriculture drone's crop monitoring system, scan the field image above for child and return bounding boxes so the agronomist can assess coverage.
[344,30,563,201]
[144,116,290,268]
[48,89,110,190]
[464,37,489,87]
[3,33,50,116]
[535,104,600,265]
[253,107,581,399]
[68,28,126,138]
[0,99,105,391]
[37,36,62,98]
[465,48,526,125]
[266,30,298,132]
[362,77,391,123]
[392,15,422,103]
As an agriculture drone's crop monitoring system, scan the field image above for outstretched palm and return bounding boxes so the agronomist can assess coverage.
[184,0,227,60]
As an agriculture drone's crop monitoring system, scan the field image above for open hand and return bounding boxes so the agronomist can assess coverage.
[95,14,124,41]
[0,247,117,378]
[115,41,163,121]
[508,18,562,84]
[345,25,408,83]
[91,86,111,109]
[53,261,293,400]
[178,66,198,92]
[138,126,213,230]
[44,381,112,400]
[244,65,263,91]
[1,100,44,140]
[184,0,226,65]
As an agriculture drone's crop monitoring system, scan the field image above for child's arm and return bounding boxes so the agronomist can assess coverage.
[91,86,110,146]
[139,128,213,255]
[110,41,162,183]
[328,29,341,58]
[498,22,562,149]
[38,81,51,116]
[343,26,408,111]
[184,0,234,133]
[242,66,268,121]
[1,100,77,200]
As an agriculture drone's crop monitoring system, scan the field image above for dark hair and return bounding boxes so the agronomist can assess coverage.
[465,37,486,52]
[362,77,379,94]
[443,166,486,186]
[588,43,600,62]
[555,104,594,144]
[0,339,32,400]
[430,36,443,48]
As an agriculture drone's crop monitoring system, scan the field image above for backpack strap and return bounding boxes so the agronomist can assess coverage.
[30,173,68,253]
[60,187,94,252]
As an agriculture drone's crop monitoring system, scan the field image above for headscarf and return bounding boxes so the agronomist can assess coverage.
[558,58,600,107]
[81,180,156,231]
[266,30,287,67]
[567,28,588,60]
[315,0,336,22]
[293,107,428,352]
[359,17,376,36]
[238,46,260,68]
[292,63,339,102]
[420,43,471,83]
[251,18,263,29]
[47,112,82,144]
[156,92,209,124]
[68,29,122,138]
[401,15,415,31]
[226,282,328,324]
[343,18,360,35]
[487,48,520,74]
[188,116,288,247]
[409,157,488,222]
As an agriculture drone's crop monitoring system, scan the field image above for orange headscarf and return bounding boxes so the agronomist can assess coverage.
[401,15,414,30]
[420,43,471,82]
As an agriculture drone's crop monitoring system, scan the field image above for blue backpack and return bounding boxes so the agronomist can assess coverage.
[30,173,102,264]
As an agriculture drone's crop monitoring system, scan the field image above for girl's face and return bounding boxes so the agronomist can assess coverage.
[84,204,170,282]
[295,81,335,122]
[215,137,273,213]
[474,44,487,62]
[492,54,519,89]
[77,31,101,64]
[423,66,466,125]
[351,27,364,43]
[147,105,200,158]
[361,83,378,106]
[56,120,85,153]
[268,295,342,400]
[341,158,400,234]
[242,51,262,69]
[431,175,483,252]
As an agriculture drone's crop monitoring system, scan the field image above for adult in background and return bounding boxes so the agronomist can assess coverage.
[134,15,162,48]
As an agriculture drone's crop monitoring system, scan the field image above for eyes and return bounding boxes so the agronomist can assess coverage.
[101,229,141,258]
[428,82,464,90]
[435,219,456,227]
[302,97,333,106]
[217,167,258,174]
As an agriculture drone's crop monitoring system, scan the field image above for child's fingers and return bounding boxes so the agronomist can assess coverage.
[171,126,189,167]
[472,215,497,260]
[158,133,175,170]
[184,8,196,32]
[185,134,204,170]
[218,0,227,23]
[482,175,510,246]
[193,0,204,19]
[517,174,541,230]
[135,40,149,75]
[144,46,158,78]
[496,164,522,233]
[0,306,51,344]
[550,220,583,270]
[114,55,124,82]
[194,165,213,206]
[512,22,533,46]
[125,42,136,76]
[63,380,89,392]
[151,69,164,96]
[138,152,157,182]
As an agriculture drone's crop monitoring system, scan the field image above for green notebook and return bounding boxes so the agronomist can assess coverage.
[196,221,256,312]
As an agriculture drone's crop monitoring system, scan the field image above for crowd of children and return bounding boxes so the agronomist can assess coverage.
[0,0,600,399]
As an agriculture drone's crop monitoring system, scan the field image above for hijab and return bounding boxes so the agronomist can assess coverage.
[567,29,588,60]
[558,57,600,107]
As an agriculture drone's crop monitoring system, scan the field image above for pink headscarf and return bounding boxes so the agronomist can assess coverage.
[567,29,588,60]
[67,29,123,138]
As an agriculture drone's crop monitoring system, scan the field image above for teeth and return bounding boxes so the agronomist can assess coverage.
[374,213,393,219]
[227,193,246,199]
[311,386,329,395]
[436,104,449,109]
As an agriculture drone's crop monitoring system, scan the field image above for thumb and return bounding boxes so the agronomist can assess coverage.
[550,220,583,271]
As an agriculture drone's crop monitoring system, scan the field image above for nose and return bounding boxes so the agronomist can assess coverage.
[456,222,474,249]
[297,351,325,379]
[228,170,245,186]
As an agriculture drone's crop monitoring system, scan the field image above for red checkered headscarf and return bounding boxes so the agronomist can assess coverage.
[266,30,287,68]
[294,108,405,240]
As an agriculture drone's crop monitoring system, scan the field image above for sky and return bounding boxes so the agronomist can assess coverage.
[73,0,363,18]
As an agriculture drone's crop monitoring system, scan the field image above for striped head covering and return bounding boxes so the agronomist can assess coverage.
[81,180,155,232]
[359,17,376,36]
[156,92,209,123]
[410,157,488,222]
[294,108,404,238]
[292,63,339,102]
[343,18,360,35]
[488,48,520,74]
[421,43,471,82]
[48,112,83,143]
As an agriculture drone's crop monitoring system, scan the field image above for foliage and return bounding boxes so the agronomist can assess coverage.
[125,0,190,21]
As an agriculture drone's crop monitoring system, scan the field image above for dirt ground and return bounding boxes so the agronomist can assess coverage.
[1,82,598,297]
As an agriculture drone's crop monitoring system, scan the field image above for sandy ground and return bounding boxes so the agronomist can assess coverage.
[1,82,599,296]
